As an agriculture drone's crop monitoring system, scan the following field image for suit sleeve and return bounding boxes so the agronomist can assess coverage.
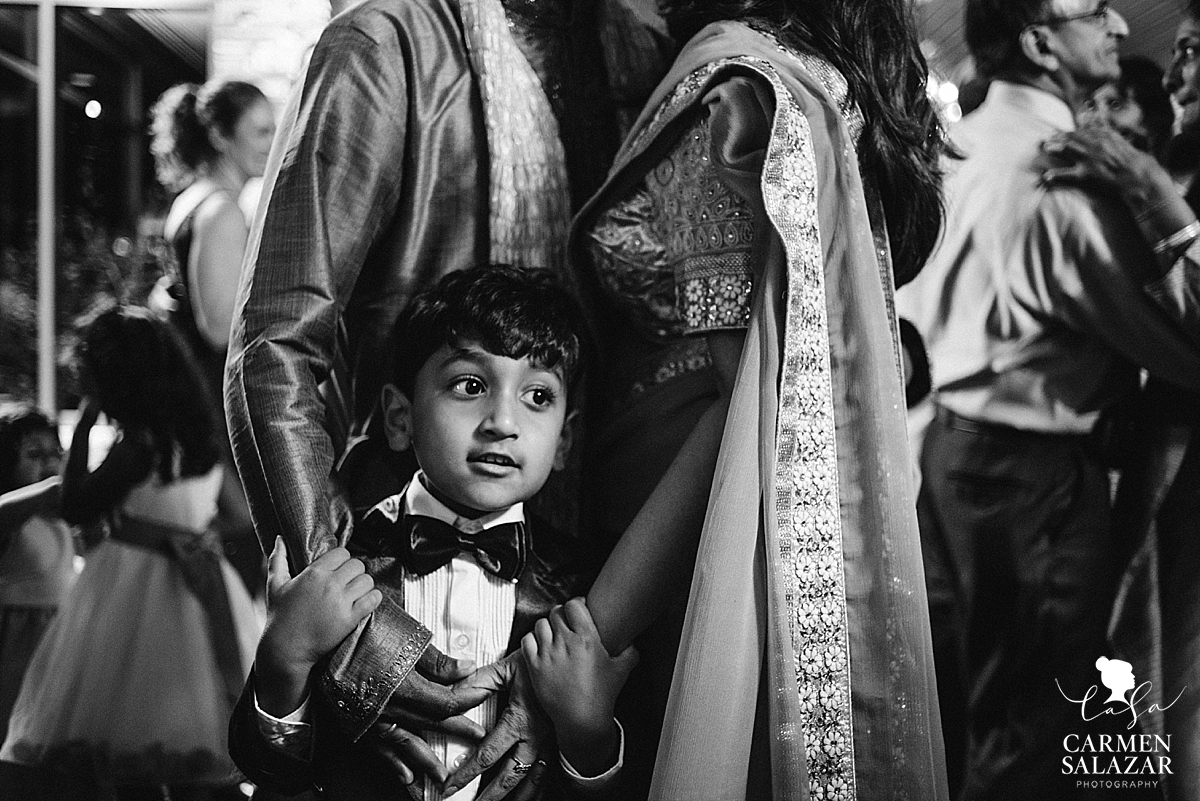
[228,668,315,796]
[226,13,431,741]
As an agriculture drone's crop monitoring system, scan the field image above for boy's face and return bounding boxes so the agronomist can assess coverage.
[14,430,62,487]
[386,340,571,518]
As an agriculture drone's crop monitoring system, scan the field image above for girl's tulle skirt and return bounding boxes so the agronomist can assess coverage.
[0,539,259,786]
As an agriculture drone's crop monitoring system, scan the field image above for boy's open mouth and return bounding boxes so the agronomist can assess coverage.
[470,452,518,468]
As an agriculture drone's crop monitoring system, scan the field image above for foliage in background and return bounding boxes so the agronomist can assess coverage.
[0,210,164,408]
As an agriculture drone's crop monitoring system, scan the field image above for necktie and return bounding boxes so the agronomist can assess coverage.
[401,515,527,583]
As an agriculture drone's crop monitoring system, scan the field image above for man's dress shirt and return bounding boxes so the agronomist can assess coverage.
[900,80,1200,432]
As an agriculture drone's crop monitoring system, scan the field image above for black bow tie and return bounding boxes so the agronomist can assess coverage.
[401,515,527,583]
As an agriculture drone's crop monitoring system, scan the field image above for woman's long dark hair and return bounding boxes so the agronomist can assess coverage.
[664,0,947,286]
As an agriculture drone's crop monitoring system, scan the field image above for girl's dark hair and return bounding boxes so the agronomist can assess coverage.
[663,0,947,285]
[150,79,267,190]
[390,265,588,408]
[74,305,221,483]
[0,404,57,493]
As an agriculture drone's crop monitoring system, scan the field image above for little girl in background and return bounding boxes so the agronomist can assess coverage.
[0,306,259,801]
[0,405,76,747]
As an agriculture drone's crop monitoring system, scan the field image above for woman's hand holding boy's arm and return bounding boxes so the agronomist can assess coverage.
[256,537,382,717]
[523,598,638,778]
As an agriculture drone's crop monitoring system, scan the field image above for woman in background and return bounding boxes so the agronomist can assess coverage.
[149,79,274,391]
[1080,56,1173,159]
[150,80,275,592]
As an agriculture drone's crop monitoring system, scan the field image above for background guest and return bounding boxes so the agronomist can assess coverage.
[1080,56,1173,157]
[907,0,1200,798]
[1041,4,1200,796]
[0,405,74,747]
[149,79,275,596]
[1,307,259,801]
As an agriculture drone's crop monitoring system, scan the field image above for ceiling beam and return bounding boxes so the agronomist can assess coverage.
[0,46,90,108]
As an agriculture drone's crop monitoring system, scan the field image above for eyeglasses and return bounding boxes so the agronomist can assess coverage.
[1035,1,1112,27]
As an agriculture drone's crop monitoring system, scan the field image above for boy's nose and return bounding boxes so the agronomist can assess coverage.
[480,398,519,438]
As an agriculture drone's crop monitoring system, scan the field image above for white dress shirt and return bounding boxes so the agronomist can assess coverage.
[898,81,1200,433]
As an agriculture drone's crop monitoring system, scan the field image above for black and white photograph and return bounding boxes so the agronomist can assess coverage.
[0,1,1193,800]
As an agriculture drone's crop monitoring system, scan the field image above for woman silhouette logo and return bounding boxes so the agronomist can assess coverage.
[1096,656,1136,709]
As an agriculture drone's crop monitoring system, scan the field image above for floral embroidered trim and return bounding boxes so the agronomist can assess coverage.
[749,57,857,800]
[320,616,432,738]
[588,110,755,342]
[679,258,754,332]
[604,44,860,798]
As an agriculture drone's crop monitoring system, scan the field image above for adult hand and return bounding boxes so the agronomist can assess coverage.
[443,652,553,801]
[364,645,494,787]
[1041,122,1155,194]
[1042,122,1196,254]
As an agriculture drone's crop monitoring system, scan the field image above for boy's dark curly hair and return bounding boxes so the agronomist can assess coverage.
[389,266,588,407]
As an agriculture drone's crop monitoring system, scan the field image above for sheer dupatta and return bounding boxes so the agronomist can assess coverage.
[581,22,949,800]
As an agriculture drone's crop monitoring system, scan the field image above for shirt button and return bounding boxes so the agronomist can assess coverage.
[454,634,471,649]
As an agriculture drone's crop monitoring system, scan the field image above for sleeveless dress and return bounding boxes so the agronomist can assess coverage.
[0,465,259,786]
[163,183,232,400]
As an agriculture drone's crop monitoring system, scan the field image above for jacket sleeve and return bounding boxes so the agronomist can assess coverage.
[228,668,315,797]
[226,11,431,741]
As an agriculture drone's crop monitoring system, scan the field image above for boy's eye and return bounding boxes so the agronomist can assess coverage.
[452,377,486,396]
[525,387,557,408]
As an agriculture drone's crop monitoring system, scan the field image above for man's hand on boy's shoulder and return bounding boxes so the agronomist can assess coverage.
[256,538,382,717]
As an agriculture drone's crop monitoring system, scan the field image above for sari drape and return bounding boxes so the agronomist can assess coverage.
[577,22,948,800]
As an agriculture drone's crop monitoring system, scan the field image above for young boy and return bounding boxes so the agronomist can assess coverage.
[230,266,636,801]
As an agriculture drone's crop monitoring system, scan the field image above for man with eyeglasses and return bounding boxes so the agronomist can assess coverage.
[1022,2,1200,799]
[901,0,1200,799]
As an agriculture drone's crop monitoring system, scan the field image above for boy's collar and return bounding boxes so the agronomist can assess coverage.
[364,470,525,534]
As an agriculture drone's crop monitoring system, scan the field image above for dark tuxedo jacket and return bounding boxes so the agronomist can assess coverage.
[229,510,601,800]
